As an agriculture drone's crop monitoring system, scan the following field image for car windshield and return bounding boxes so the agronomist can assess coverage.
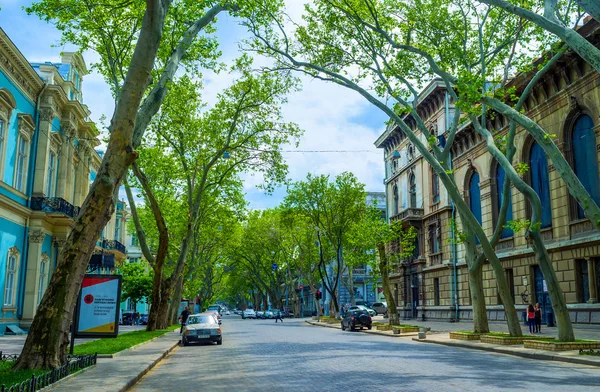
[187,315,216,324]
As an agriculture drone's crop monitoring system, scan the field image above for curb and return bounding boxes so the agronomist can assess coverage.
[305,321,418,338]
[97,334,166,359]
[121,337,180,392]
[412,337,600,368]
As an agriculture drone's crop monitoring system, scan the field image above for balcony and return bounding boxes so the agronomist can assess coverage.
[30,197,80,218]
[99,239,126,254]
[390,207,424,223]
[352,268,367,276]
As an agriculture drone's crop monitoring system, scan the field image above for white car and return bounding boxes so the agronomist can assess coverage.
[243,309,256,319]
[225,310,230,315]
[182,314,222,346]
[347,305,376,317]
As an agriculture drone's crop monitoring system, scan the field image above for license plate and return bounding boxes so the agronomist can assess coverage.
[197,334,210,339]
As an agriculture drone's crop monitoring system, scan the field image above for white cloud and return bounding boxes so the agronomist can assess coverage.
[3,0,387,210]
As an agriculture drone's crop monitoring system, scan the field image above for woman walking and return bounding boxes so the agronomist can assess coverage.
[534,303,542,333]
[527,304,536,334]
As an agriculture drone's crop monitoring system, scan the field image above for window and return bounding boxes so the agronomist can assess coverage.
[529,142,552,228]
[501,268,515,304]
[131,234,139,247]
[495,163,513,238]
[428,223,441,253]
[577,259,590,303]
[433,278,440,306]
[15,136,28,192]
[409,174,417,208]
[4,251,19,306]
[394,283,399,304]
[37,257,48,305]
[572,115,600,219]
[115,219,122,242]
[393,185,399,216]
[46,152,56,197]
[468,171,482,244]
[432,171,440,204]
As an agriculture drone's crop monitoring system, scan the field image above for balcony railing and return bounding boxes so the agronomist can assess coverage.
[31,197,80,218]
[100,239,126,254]
[389,207,424,222]
[352,268,367,276]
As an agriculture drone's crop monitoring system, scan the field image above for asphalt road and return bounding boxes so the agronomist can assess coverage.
[132,316,600,392]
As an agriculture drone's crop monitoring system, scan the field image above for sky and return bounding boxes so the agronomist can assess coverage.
[0,0,388,209]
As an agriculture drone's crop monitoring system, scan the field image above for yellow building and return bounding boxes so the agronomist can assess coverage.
[375,20,600,326]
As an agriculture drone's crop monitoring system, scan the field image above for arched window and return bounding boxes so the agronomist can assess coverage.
[432,170,440,204]
[529,142,552,228]
[46,151,56,197]
[393,185,399,216]
[37,256,48,305]
[572,114,600,220]
[495,163,513,238]
[3,249,19,306]
[468,171,482,244]
[409,174,417,208]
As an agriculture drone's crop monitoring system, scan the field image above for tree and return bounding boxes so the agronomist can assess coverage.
[16,0,287,369]
[348,205,417,325]
[121,261,154,313]
[284,173,366,318]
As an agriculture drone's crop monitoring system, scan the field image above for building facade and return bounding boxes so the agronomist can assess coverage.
[0,28,126,334]
[375,20,600,325]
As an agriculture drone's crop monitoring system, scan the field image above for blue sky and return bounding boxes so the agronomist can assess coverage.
[1,0,388,209]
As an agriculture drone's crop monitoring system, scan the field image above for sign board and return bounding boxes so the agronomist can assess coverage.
[543,279,548,293]
[272,263,278,271]
[74,274,122,338]
[179,300,189,315]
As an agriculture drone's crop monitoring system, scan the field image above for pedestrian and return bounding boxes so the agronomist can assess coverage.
[275,310,283,323]
[527,304,536,334]
[133,312,139,326]
[534,303,542,333]
[179,306,190,334]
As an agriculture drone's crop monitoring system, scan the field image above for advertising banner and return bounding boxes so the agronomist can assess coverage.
[74,274,122,338]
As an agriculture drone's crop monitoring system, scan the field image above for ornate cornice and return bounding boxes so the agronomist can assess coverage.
[0,29,44,102]
[28,229,46,244]
[8,246,20,256]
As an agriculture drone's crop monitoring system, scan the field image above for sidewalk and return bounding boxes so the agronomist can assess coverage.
[0,325,147,355]
[47,330,180,392]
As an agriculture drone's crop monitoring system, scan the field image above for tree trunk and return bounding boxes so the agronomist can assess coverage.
[377,243,399,325]
[169,274,185,325]
[530,231,575,341]
[13,3,168,371]
[146,269,164,331]
[468,261,489,333]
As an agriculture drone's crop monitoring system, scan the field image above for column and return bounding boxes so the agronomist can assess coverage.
[588,258,598,303]
[52,237,67,274]
[56,123,74,200]
[21,229,46,326]
[32,107,53,196]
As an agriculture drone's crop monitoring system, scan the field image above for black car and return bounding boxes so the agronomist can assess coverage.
[341,309,372,331]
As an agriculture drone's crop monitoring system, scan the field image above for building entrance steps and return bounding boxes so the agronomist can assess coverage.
[47,330,180,392]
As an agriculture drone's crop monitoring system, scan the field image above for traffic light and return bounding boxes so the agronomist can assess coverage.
[315,290,322,300]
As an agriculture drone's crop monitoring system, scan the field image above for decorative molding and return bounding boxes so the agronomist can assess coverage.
[18,113,35,139]
[548,164,556,172]
[53,238,67,248]
[0,35,43,101]
[41,252,50,262]
[39,107,54,122]
[28,229,46,244]
[8,246,20,256]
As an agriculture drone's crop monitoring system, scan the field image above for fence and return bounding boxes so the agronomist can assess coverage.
[1,352,97,392]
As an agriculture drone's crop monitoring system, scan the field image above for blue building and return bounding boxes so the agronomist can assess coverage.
[0,28,127,334]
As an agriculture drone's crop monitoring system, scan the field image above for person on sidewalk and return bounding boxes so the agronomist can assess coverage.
[133,312,139,326]
[179,306,190,334]
[275,310,283,323]
[527,304,536,334]
[534,303,542,333]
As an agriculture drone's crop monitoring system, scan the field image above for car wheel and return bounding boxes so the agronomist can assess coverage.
[217,337,223,345]
[368,326,372,330]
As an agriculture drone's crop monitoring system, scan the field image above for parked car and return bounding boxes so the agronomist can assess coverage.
[264,311,274,319]
[121,312,135,325]
[341,309,372,331]
[256,310,264,318]
[243,309,257,319]
[203,311,222,325]
[182,314,222,346]
[140,314,149,325]
[207,304,223,315]
[347,305,376,317]
[371,302,388,316]
[225,310,231,315]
